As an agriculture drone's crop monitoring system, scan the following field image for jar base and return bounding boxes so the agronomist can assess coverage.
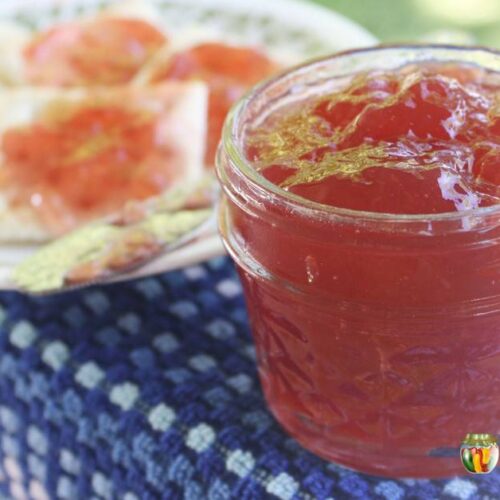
[268,404,468,479]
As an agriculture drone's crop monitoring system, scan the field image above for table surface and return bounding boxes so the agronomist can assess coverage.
[0,257,498,499]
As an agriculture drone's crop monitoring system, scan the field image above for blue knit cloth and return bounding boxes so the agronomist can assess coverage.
[0,256,498,500]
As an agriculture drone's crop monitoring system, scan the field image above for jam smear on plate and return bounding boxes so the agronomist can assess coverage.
[152,42,277,164]
[25,17,167,85]
[1,88,196,234]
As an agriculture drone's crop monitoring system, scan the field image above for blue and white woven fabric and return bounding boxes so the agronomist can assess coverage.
[0,257,498,499]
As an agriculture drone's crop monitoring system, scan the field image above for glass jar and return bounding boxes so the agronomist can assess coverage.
[216,46,500,478]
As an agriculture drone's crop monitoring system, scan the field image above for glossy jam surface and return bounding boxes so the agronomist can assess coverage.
[2,93,182,234]
[247,64,500,214]
[152,42,277,164]
[222,61,500,477]
[25,18,166,85]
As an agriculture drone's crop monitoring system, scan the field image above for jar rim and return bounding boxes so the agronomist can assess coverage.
[220,44,500,225]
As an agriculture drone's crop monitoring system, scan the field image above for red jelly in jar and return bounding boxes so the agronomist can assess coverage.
[216,46,500,478]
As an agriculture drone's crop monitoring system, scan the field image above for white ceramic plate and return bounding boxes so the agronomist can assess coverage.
[0,0,377,289]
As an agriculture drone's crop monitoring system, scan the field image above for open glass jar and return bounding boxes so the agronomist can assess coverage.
[216,46,500,478]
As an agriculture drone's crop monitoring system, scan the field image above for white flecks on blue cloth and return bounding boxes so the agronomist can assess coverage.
[117,313,141,335]
[374,480,405,500]
[123,493,139,500]
[0,407,19,433]
[27,427,48,456]
[242,410,273,433]
[9,321,37,349]
[62,390,83,421]
[188,354,216,372]
[83,291,110,315]
[266,472,299,500]
[169,301,198,319]
[27,454,46,482]
[148,404,176,432]
[164,368,192,384]
[28,374,49,402]
[41,341,69,371]
[135,278,164,299]
[183,265,207,280]
[57,475,77,500]
[9,482,27,500]
[207,257,226,270]
[205,319,235,340]
[203,387,232,408]
[2,435,19,458]
[184,480,203,500]
[3,457,23,482]
[129,347,155,369]
[207,478,231,499]
[167,455,194,485]
[97,413,118,444]
[92,471,113,500]
[145,461,170,492]
[153,333,179,353]
[109,383,139,411]
[226,373,253,393]
[443,478,478,500]
[185,424,216,453]
[242,344,257,361]
[75,362,105,390]
[400,478,417,486]
[226,449,255,478]
[59,449,80,475]
[29,480,50,500]
[132,432,156,463]
[216,279,242,298]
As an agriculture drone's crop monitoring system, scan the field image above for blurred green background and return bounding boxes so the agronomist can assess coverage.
[315,0,500,47]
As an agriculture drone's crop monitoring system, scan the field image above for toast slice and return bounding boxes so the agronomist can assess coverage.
[0,81,208,242]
